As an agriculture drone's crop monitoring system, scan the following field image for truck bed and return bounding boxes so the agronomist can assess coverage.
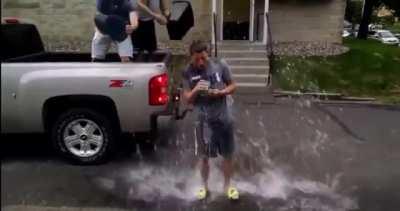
[3,51,170,64]
[1,23,170,64]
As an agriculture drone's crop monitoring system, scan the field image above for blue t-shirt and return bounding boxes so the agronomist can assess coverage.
[182,59,233,122]
[97,0,135,21]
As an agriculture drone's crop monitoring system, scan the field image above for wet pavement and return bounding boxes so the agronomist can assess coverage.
[2,97,400,211]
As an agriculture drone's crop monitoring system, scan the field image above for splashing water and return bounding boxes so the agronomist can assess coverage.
[92,98,359,210]
[94,163,357,210]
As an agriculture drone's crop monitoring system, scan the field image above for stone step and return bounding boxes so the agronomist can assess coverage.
[230,65,269,74]
[225,58,269,66]
[237,82,268,87]
[229,65,269,73]
[230,66,269,75]
[217,41,265,46]
[213,43,271,92]
[224,57,269,61]
[217,45,267,51]
[233,74,269,84]
[230,67,267,74]
[236,82,269,94]
[218,51,268,58]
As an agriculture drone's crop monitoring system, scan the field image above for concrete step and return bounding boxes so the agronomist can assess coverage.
[225,58,269,66]
[216,41,266,50]
[217,41,265,46]
[218,50,268,58]
[235,82,268,94]
[212,43,271,93]
[217,45,267,51]
[236,82,268,87]
[230,67,267,74]
[233,74,269,84]
[230,65,269,74]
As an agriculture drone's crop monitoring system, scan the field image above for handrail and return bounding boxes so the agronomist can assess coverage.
[213,12,218,58]
[265,12,274,86]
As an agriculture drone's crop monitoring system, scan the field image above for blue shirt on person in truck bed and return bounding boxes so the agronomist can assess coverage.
[97,0,136,21]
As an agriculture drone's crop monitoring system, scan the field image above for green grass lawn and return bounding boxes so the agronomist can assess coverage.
[274,38,400,104]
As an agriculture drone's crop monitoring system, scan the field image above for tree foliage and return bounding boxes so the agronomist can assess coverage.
[379,0,400,17]
[356,0,399,39]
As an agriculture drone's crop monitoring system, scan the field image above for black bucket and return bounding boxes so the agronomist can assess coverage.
[167,0,194,40]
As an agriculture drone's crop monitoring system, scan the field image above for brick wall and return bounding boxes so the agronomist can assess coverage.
[2,0,97,52]
[1,0,346,53]
[1,0,211,54]
[270,0,346,44]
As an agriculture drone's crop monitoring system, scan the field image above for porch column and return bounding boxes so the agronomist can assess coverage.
[249,0,255,42]
[219,0,224,40]
[263,0,270,44]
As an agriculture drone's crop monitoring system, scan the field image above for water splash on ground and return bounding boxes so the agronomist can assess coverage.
[92,98,359,210]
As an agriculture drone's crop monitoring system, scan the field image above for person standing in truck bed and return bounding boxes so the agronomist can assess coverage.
[92,0,139,62]
[132,0,170,55]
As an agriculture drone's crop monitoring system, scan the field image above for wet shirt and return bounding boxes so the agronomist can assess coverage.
[182,59,233,122]
[97,0,136,21]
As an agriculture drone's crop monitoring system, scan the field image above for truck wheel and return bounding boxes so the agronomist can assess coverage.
[51,108,116,165]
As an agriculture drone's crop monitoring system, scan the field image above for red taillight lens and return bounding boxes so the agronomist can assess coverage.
[4,17,20,24]
[149,73,169,105]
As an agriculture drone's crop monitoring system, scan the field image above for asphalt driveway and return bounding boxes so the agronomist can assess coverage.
[2,97,400,211]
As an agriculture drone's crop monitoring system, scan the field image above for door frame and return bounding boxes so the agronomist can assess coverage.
[212,0,268,43]
[249,0,255,42]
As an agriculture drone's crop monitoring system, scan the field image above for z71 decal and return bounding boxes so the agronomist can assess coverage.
[109,80,133,88]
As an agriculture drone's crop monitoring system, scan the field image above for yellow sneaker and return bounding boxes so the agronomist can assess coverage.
[227,187,239,200]
[196,187,208,200]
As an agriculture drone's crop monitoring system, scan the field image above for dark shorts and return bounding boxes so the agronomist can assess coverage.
[194,117,234,159]
[131,19,157,53]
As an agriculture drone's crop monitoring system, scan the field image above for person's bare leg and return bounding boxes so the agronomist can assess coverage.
[223,158,233,192]
[120,56,131,63]
[200,157,210,191]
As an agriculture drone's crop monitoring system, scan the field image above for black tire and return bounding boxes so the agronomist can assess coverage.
[51,108,116,165]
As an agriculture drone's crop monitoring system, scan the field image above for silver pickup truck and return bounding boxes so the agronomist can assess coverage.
[1,22,180,164]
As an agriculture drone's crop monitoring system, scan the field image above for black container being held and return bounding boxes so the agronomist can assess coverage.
[167,0,194,40]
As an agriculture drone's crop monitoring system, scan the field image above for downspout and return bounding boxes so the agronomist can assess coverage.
[265,0,274,86]
[212,0,218,57]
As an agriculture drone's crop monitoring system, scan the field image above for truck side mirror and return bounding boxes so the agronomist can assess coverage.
[167,0,194,40]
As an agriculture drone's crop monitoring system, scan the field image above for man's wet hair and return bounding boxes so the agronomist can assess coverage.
[189,40,209,55]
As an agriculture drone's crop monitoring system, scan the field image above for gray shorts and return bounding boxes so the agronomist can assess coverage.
[194,117,234,159]
[91,30,133,60]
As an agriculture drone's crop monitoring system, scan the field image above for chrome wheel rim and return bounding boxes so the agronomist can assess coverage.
[63,119,104,158]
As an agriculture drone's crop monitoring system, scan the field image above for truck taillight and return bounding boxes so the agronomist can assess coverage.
[4,17,20,24]
[149,73,169,105]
